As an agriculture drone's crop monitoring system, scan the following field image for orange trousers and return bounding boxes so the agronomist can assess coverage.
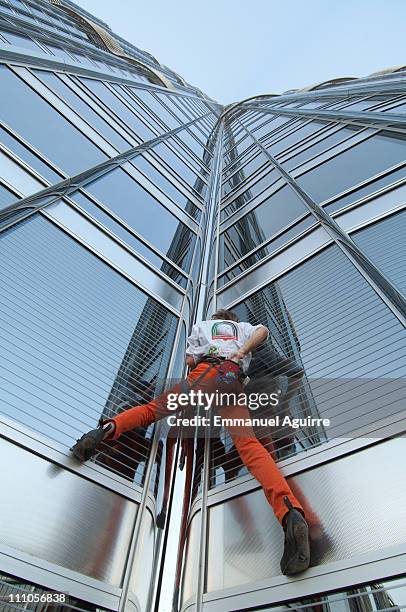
[105,362,304,524]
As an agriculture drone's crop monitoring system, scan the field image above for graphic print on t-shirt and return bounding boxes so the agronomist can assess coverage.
[211,321,239,341]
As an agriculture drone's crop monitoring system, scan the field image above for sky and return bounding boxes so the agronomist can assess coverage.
[74,0,406,104]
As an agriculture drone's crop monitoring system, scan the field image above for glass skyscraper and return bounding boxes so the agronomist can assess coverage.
[0,1,405,611]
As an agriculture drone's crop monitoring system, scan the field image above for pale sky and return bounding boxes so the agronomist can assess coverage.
[74,0,405,104]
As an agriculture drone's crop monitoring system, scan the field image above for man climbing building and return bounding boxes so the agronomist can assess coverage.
[71,309,311,576]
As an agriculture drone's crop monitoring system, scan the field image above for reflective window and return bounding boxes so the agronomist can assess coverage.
[34,70,131,152]
[151,142,205,192]
[156,93,192,122]
[219,215,316,282]
[267,120,329,156]
[0,29,42,51]
[0,3,15,15]
[0,124,62,183]
[0,215,178,477]
[45,44,77,63]
[175,128,206,158]
[132,155,202,219]
[282,125,360,170]
[225,245,406,473]
[352,211,406,297]
[0,182,18,211]
[251,115,292,140]
[250,576,406,612]
[242,111,268,129]
[222,152,268,197]
[227,134,253,157]
[70,192,187,287]
[220,185,307,265]
[168,137,209,175]
[84,167,196,271]
[189,122,211,143]
[297,131,406,203]
[221,169,278,219]
[80,78,156,141]
[223,144,258,175]
[166,96,196,121]
[261,118,302,144]
[324,165,406,213]
[133,89,180,129]
[110,83,164,133]
[0,66,106,174]
[384,101,406,113]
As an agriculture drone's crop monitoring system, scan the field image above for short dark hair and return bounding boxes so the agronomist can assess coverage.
[211,309,240,322]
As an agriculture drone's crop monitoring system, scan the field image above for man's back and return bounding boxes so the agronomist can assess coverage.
[186,318,267,373]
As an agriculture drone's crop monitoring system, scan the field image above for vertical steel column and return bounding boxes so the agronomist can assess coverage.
[151,124,223,612]
[194,121,224,612]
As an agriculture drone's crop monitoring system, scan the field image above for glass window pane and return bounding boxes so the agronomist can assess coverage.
[0,215,178,461]
[45,44,77,63]
[221,185,307,263]
[297,131,406,203]
[70,192,187,287]
[0,66,106,174]
[222,169,278,219]
[0,182,18,211]
[80,78,156,141]
[0,30,42,52]
[325,165,406,213]
[352,211,406,297]
[84,167,196,271]
[282,126,359,170]
[151,141,205,192]
[252,116,292,140]
[110,84,165,132]
[133,89,180,129]
[219,215,316,282]
[223,153,268,196]
[267,121,329,156]
[175,128,206,158]
[232,245,406,461]
[132,155,201,219]
[34,70,131,152]
[0,124,63,183]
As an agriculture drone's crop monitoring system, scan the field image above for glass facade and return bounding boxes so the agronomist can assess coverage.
[0,1,405,612]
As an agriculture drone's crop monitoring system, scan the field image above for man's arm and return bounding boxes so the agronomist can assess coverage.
[230,326,269,362]
[185,355,196,368]
[185,324,200,368]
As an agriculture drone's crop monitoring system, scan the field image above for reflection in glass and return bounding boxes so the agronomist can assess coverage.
[212,245,406,485]
[352,211,406,297]
[0,215,178,454]
[220,185,307,265]
[324,164,406,213]
[84,167,196,271]
[70,192,188,287]
[0,182,19,211]
[254,577,405,612]
[297,131,406,203]
[0,65,106,174]
[34,71,131,152]
[80,77,156,141]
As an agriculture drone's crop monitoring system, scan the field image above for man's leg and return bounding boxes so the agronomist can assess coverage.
[70,380,186,461]
[71,362,217,461]
[220,404,301,523]
[219,403,310,575]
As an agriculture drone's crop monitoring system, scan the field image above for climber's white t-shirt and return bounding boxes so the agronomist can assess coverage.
[186,319,267,373]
